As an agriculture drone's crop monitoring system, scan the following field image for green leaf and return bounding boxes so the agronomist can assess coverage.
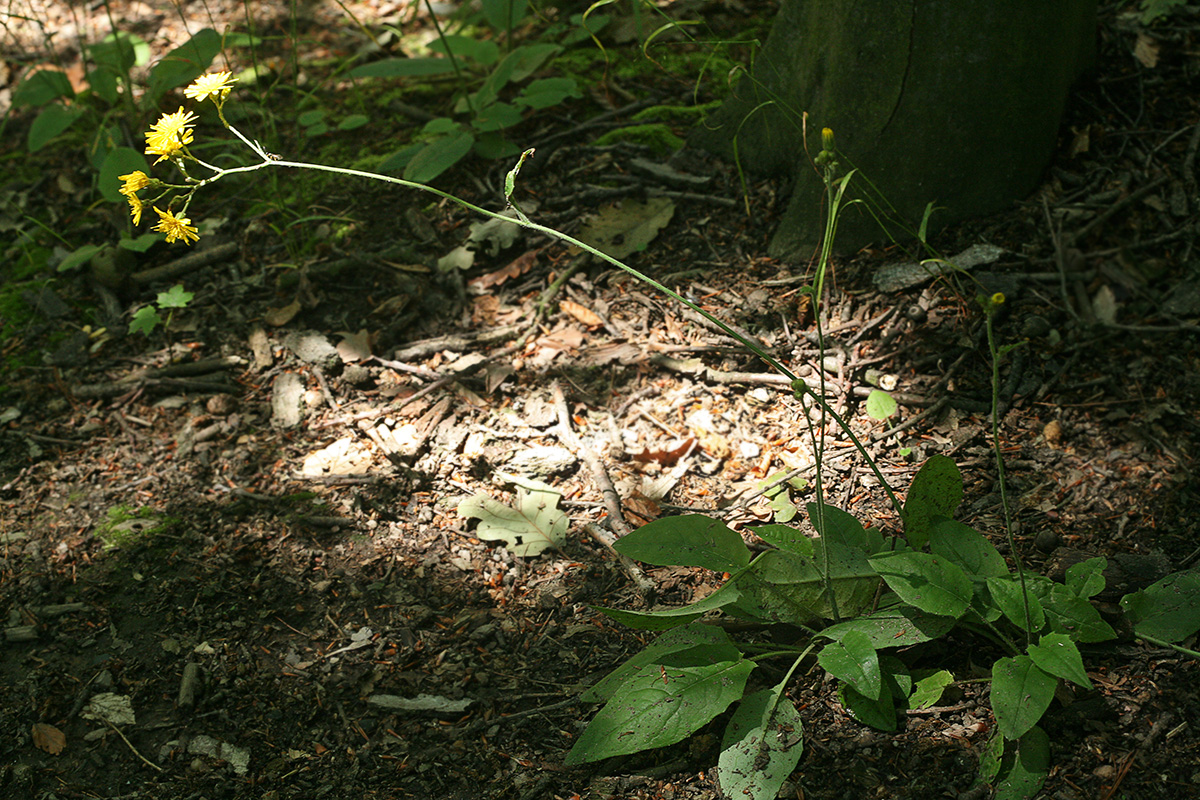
[928,519,1008,579]
[1120,569,1200,643]
[28,103,84,152]
[156,284,193,309]
[868,551,973,618]
[427,34,500,65]
[57,244,104,273]
[806,502,872,554]
[990,655,1056,741]
[818,630,881,700]
[908,669,953,710]
[297,109,326,126]
[717,683,804,800]
[481,0,529,31]
[337,114,369,131]
[348,58,457,78]
[129,306,163,336]
[902,455,962,549]
[735,545,878,625]
[992,726,1051,800]
[837,656,907,732]
[986,575,1046,632]
[749,524,812,557]
[119,233,160,253]
[1065,557,1107,599]
[865,389,897,421]
[13,69,75,107]
[403,131,475,183]
[593,580,741,631]
[819,605,956,649]
[456,477,568,556]
[147,28,220,101]
[1026,632,1092,689]
[582,621,739,702]
[565,657,754,764]
[1141,0,1187,25]
[516,77,581,109]
[503,43,560,82]
[472,101,524,133]
[1031,581,1116,643]
[615,514,750,573]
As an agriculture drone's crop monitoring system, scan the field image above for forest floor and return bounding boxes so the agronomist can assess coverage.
[1,1,1199,799]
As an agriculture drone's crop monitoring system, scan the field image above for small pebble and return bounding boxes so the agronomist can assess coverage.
[1035,530,1061,553]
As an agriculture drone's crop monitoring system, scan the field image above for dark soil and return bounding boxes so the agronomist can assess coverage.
[2,3,1199,800]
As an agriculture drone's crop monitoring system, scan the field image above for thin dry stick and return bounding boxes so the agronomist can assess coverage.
[550,382,655,599]
[103,719,163,772]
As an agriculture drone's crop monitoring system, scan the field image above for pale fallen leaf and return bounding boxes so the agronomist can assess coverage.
[1134,33,1159,68]
[336,329,373,363]
[573,196,676,260]
[264,300,301,327]
[1092,284,1118,325]
[32,723,66,755]
[457,473,569,557]
[560,299,604,327]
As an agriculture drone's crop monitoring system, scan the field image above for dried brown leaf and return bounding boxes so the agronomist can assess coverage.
[264,300,301,327]
[470,249,540,290]
[560,299,604,328]
[32,723,66,755]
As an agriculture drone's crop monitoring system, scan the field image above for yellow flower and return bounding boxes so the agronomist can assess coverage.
[118,170,150,197]
[991,292,1006,306]
[152,206,200,245]
[126,193,144,226]
[184,71,237,103]
[144,107,196,163]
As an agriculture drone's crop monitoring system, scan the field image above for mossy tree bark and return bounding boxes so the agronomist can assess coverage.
[692,0,1097,259]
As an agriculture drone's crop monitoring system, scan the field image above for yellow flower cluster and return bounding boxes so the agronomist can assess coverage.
[119,71,239,244]
[118,170,150,226]
[144,106,197,164]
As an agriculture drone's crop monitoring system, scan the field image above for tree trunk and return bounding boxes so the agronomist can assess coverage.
[692,0,1097,259]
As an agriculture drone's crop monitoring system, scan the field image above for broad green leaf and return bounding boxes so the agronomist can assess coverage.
[427,33,500,65]
[582,621,738,702]
[565,658,754,764]
[404,131,475,183]
[1031,581,1116,643]
[147,29,220,101]
[868,551,973,618]
[481,0,529,31]
[819,605,956,649]
[156,284,193,309]
[902,455,962,549]
[337,114,369,131]
[806,502,870,554]
[993,726,1051,800]
[13,69,74,107]
[516,77,581,109]
[593,580,740,631]
[990,655,1056,741]
[348,58,457,78]
[457,477,567,556]
[986,575,1046,632]
[298,109,326,126]
[735,547,878,625]
[1027,632,1092,689]
[129,306,163,336]
[865,389,897,420]
[908,669,953,710]
[615,514,750,573]
[839,680,895,731]
[28,103,84,152]
[818,630,881,700]
[472,101,524,133]
[717,683,804,800]
[1064,556,1107,599]
[928,519,1008,579]
[1121,569,1200,642]
[99,147,152,203]
[57,244,104,273]
[503,43,561,82]
[749,524,811,557]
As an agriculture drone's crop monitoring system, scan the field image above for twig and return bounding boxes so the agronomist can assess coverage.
[103,719,163,772]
